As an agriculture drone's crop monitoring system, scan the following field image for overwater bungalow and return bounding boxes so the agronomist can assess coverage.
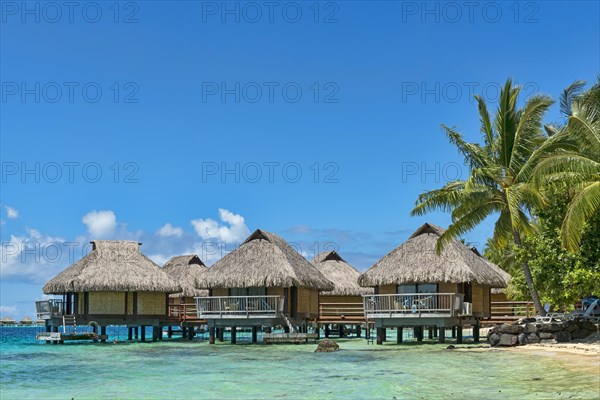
[196,229,334,344]
[358,223,509,345]
[1,316,16,326]
[162,255,209,338]
[312,251,373,337]
[37,240,181,342]
[20,316,34,326]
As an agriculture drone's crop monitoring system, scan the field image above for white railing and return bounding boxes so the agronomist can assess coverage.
[35,299,65,320]
[195,296,284,319]
[362,293,469,318]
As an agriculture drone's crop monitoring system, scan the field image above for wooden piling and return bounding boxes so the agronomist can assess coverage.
[456,326,463,344]
[140,326,146,342]
[134,326,139,339]
[451,326,456,338]
[167,326,173,339]
[473,323,480,343]
[251,326,258,343]
[396,327,403,344]
[231,327,237,344]
[324,324,330,338]
[188,326,194,340]
[338,324,344,338]
[100,326,107,343]
[218,327,224,341]
[428,327,433,339]
[127,327,133,341]
[209,327,215,344]
[376,327,385,345]
[356,325,361,338]
[438,327,445,343]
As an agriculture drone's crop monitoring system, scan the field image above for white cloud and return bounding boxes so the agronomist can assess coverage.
[5,206,19,219]
[0,305,18,317]
[82,210,117,238]
[0,229,72,284]
[157,223,183,238]
[191,208,250,244]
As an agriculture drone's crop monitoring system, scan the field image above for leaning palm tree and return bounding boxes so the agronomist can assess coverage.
[532,80,600,250]
[411,79,553,315]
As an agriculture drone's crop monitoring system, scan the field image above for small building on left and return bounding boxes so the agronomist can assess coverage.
[36,240,181,343]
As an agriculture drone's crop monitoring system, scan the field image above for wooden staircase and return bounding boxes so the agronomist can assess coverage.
[282,313,295,333]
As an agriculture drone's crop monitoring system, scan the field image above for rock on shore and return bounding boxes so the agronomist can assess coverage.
[315,339,340,352]
[488,319,598,347]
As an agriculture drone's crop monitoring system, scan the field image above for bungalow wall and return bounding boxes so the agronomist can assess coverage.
[297,288,319,318]
[75,291,167,316]
[319,295,363,304]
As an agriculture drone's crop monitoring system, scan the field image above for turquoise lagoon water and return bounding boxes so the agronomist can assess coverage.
[1,327,599,399]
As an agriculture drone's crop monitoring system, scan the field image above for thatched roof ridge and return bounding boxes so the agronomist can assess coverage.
[43,241,181,294]
[312,251,373,296]
[163,255,209,297]
[358,223,509,288]
[198,229,334,290]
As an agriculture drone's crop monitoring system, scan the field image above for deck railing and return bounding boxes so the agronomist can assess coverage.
[168,303,202,322]
[363,293,468,318]
[35,299,65,320]
[195,296,283,319]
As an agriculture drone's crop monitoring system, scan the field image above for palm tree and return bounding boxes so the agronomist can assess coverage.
[411,79,552,315]
[532,80,600,250]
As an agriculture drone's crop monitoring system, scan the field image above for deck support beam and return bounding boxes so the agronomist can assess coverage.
[324,325,330,338]
[428,327,433,339]
[251,326,258,343]
[438,327,445,343]
[209,327,215,344]
[152,326,158,342]
[188,326,194,340]
[140,326,146,342]
[231,327,237,344]
[396,327,403,344]
[158,326,163,340]
[134,327,139,339]
[100,326,107,343]
[356,325,361,338]
[451,326,456,338]
[456,326,463,344]
[127,327,133,341]
[167,326,173,339]
[338,325,344,338]
[45,324,51,344]
[473,323,480,343]
[52,325,59,345]
[415,326,423,342]
[218,328,224,341]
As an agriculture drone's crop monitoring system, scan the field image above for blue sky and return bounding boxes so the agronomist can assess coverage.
[1,1,599,319]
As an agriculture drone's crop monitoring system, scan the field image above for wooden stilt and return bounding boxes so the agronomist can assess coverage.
[356,325,361,338]
[209,327,215,344]
[134,327,139,339]
[451,326,456,338]
[283,325,290,334]
[428,327,433,339]
[417,326,423,342]
[376,327,385,345]
[188,326,194,340]
[127,327,133,341]
[45,324,51,344]
[315,324,320,339]
[231,326,237,344]
[438,327,445,343]
[433,326,438,338]
[52,325,59,345]
[251,326,258,343]
[100,326,107,343]
[182,326,187,338]
[167,326,173,339]
[338,324,344,338]
[396,327,403,344]
[218,327,224,341]
[158,326,163,340]
[473,323,480,343]
[152,326,158,342]
[456,326,463,344]
[324,325,330,338]
[141,326,146,342]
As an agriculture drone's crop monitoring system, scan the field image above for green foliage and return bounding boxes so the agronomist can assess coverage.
[485,184,600,309]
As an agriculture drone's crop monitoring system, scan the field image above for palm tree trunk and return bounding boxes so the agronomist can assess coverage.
[512,230,546,316]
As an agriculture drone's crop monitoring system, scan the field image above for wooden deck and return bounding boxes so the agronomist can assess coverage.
[167,304,207,324]
[263,332,318,344]
[481,301,534,325]
[36,332,108,342]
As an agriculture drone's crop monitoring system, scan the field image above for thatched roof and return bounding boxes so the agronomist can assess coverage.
[43,241,181,294]
[163,255,209,298]
[470,247,511,288]
[358,223,509,288]
[312,251,373,296]
[20,316,33,322]
[1,316,16,322]
[198,230,334,290]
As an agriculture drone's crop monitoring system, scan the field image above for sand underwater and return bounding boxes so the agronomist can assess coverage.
[1,326,599,399]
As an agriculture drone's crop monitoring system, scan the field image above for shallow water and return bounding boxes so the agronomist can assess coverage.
[1,327,599,399]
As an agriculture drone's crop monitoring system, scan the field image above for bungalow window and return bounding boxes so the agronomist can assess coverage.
[396,283,438,310]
